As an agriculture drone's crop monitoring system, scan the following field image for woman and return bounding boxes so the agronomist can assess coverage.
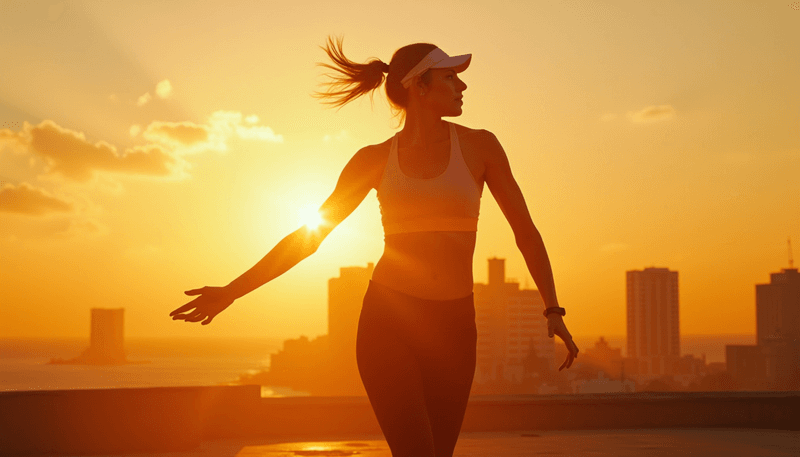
[171,37,579,457]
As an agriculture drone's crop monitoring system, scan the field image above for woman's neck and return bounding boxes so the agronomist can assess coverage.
[400,113,448,149]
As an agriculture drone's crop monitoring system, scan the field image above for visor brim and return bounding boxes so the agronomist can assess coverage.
[431,53,472,73]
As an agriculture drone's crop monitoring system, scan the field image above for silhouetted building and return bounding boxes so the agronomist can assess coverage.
[582,337,623,377]
[757,268,800,346]
[327,263,373,394]
[241,263,374,396]
[726,268,800,390]
[626,267,679,377]
[726,345,766,390]
[473,258,554,384]
[328,263,374,364]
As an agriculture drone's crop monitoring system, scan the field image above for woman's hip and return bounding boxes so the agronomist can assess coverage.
[357,280,477,352]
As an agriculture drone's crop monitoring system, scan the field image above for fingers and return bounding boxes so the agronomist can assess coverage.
[559,352,576,371]
[170,304,194,317]
[184,287,206,296]
[184,310,206,323]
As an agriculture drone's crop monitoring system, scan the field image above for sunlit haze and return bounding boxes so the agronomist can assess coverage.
[1,1,797,341]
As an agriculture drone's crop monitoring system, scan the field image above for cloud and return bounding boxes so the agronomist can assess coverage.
[142,111,283,154]
[155,79,172,99]
[137,92,152,107]
[627,105,676,123]
[4,121,181,182]
[0,182,75,216]
[208,111,283,144]
[144,121,209,147]
[0,126,28,154]
[129,124,141,137]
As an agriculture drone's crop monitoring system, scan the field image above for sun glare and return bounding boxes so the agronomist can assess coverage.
[299,205,324,230]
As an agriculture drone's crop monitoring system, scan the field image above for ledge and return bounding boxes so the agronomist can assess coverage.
[1,387,797,455]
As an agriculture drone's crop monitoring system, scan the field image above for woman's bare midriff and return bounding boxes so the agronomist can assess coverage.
[371,231,477,300]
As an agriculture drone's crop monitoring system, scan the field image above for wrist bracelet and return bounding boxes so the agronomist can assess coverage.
[543,307,566,317]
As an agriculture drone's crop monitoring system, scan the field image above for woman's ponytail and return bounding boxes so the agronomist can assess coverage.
[315,36,389,109]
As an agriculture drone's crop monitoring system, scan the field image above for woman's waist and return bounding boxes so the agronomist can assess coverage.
[372,256,474,300]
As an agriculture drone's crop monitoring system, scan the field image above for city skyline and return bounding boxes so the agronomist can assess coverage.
[1,1,797,340]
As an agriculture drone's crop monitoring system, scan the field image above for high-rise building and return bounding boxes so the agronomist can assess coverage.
[626,267,679,377]
[473,258,554,384]
[727,267,800,390]
[755,267,799,389]
[756,268,800,346]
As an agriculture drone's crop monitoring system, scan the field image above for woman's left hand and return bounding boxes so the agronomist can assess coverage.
[547,314,579,371]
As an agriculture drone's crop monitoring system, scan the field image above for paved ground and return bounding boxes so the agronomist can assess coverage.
[87,428,800,457]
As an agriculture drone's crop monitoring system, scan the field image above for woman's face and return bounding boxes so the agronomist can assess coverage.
[420,68,468,117]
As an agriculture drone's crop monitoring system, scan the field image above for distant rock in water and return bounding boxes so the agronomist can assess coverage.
[48,308,148,365]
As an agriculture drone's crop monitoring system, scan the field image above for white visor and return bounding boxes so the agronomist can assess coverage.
[400,48,472,89]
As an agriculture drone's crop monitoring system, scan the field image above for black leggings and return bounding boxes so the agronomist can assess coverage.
[356,280,477,457]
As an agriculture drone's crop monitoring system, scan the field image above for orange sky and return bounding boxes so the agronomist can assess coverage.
[1,1,798,341]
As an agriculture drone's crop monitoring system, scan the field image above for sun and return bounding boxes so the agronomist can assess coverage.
[299,205,324,230]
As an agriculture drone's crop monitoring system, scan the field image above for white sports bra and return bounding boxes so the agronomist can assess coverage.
[377,122,482,235]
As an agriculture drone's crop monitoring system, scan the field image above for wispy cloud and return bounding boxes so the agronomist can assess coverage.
[0,182,75,216]
[627,105,676,123]
[208,110,283,144]
[136,80,172,106]
[144,121,209,147]
[137,92,152,107]
[155,79,172,99]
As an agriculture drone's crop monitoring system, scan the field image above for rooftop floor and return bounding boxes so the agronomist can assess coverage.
[85,428,800,457]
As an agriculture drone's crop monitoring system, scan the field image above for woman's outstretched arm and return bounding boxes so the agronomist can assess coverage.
[170,145,380,325]
[481,130,580,370]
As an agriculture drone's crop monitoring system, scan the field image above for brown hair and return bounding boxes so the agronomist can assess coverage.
[314,36,437,123]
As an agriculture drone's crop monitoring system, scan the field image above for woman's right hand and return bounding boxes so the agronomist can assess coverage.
[169,286,235,325]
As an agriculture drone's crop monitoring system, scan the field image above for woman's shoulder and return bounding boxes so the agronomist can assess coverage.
[451,122,503,154]
[451,122,499,143]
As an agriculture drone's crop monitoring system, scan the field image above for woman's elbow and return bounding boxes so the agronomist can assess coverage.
[513,222,541,247]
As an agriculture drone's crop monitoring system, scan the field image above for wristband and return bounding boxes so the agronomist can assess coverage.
[543,307,566,317]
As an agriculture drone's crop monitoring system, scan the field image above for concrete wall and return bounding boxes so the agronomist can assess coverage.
[1,387,798,455]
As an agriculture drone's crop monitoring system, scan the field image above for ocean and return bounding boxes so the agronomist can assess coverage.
[0,337,309,397]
